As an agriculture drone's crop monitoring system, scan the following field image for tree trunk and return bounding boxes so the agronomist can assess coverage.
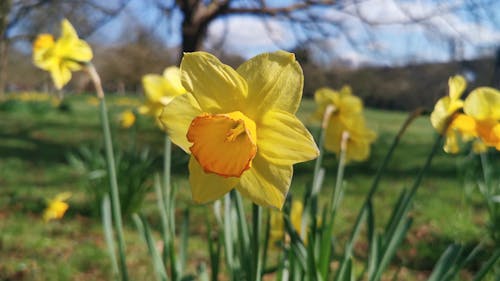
[0,41,7,95]
[0,0,11,96]
[178,0,228,63]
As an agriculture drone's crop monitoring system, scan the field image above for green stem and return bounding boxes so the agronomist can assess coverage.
[100,96,129,281]
[162,135,174,254]
[87,63,129,281]
[344,108,424,254]
[163,135,172,200]
[329,131,348,216]
[252,203,262,281]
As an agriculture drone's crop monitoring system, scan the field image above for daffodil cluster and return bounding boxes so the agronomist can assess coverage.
[312,86,376,162]
[430,75,500,153]
[33,19,92,90]
[159,51,319,209]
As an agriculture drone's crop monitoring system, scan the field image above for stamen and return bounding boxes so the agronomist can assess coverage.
[226,119,246,142]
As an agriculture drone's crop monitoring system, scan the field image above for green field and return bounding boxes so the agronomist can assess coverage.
[0,94,494,280]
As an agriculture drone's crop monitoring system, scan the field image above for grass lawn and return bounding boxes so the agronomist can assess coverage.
[0,93,496,280]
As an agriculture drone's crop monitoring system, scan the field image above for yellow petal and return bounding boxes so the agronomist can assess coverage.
[324,115,376,162]
[163,66,186,95]
[58,19,93,62]
[312,87,338,121]
[443,131,460,154]
[257,110,318,166]
[142,67,186,109]
[464,87,500,120]
[50,63,72,90]
[187,111,257,177]
[237,51,303,118]
[64,40,93,62]
[60,19,79,41]
[430,97,451,133]
[339,85,353,96]
[269,210,285,245]
[181,52,247,113]
[54,192,72,201]
[189,157,238,204]
[143,74,169,104]
[159,94,202,153]
[291,200,304,235]
[448,75,467,100]
[449,114,477,139]
[120,110,136,128]
[476,120,500,148]
[237,155,292,209]
[472,140,488,154]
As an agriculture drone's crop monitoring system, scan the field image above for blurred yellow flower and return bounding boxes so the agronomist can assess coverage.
[313,86,376,162]
[430,75,467,133]
[431,78,500,153]
[159,51,318,209]
[269,200,319,248]
[463,87,500,151]
[442,113,477,153]
[33,19,93,89]
[119,110,136,128]
[87,96,100,106]
[43,192,71,222]
[430,75,478,153]
[141,66,187,118]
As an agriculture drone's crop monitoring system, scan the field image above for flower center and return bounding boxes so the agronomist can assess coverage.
[33,34,55,51]
[187,111,257,177]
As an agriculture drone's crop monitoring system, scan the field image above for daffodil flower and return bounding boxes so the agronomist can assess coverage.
[119,110,136,128]
[430,75,477,153]
[430,75,467,133]
[140,66,187,118]
[159,51,319,209]
[442,113,477,153]
[464,87,500,150]
[313,86,376,162]
[269,200,319,248]
[43,192,71,222]
[33,19,93,89]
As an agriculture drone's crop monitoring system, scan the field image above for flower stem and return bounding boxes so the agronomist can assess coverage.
[86,63,129,281]
[329,131,349,216]
[252,203,262,281]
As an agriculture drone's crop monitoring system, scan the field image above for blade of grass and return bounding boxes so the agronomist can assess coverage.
[132,214,169,281]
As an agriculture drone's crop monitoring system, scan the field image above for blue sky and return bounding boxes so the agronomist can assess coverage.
[92,0,500,67]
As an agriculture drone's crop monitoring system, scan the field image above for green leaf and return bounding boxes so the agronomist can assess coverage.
[101,195,119,280]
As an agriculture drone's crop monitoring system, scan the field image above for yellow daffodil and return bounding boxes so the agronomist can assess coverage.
[327,115,377,162]
[43,192,71,222]
[442,113,477,153]
[430,75,476,153]
[269,200,319,248]
[141,66,187,118]
[33,19,93,89]
[269,209,285,248]
[313,86,363,123]
[87,96,100,106]
[464,87,500,150]
[313,86,376,162]
[119,110,136,128]
[430,75,467,133]
[159,51,318,209]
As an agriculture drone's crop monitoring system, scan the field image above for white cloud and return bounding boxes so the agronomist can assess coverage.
[206,16,297,58]
[204,0,500,65]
